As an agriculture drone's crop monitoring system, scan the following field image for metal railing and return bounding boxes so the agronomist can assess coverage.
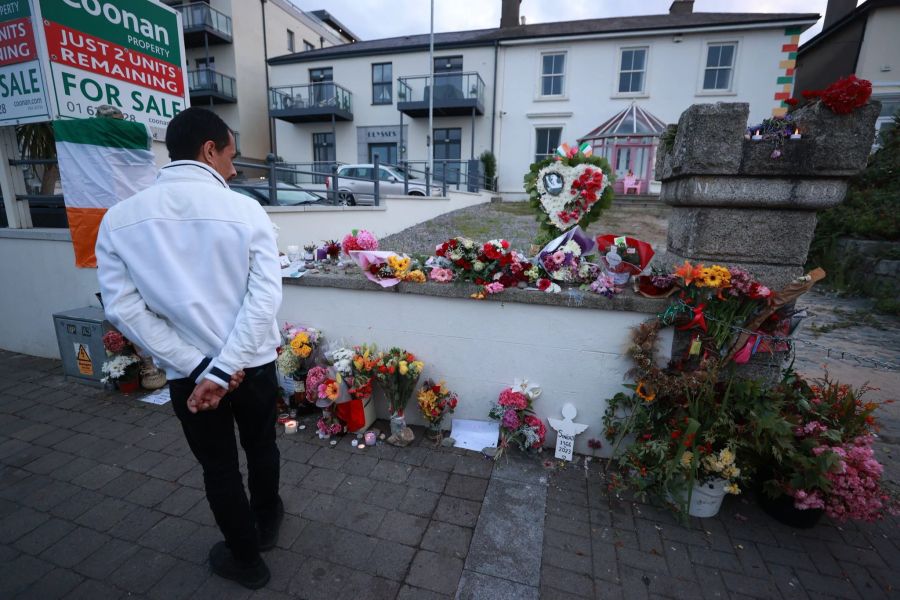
[397,72,485,105]
[269,83,353,113]
[188,69,236,99]
[398,159,488,194]
[275,162,342,185]
[173,2,232,38]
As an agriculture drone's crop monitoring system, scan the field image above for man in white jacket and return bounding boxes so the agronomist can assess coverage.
[96,108,283,589]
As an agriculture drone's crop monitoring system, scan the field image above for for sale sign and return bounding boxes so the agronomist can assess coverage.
[34,0,188,136]
[0,0,51,124]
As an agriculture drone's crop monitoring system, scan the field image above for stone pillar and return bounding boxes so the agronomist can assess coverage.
[656,101,880,289]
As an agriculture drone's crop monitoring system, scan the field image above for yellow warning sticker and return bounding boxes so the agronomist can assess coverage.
[75,343,93,376]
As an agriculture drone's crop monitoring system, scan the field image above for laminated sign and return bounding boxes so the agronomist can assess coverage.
[0,0,51,124]
[34,0,188,136]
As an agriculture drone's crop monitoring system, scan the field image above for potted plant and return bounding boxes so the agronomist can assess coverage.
[101,354,142,392]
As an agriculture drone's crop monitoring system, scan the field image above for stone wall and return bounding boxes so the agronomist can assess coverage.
[656,101,880,289]
[835,238,900,301]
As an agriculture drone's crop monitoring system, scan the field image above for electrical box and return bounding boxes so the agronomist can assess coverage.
[52,306,108,387]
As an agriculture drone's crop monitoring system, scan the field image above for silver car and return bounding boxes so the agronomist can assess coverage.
[326,164,433,205]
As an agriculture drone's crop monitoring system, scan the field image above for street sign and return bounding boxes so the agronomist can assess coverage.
[0,0,52,124]
[33,0,189,136]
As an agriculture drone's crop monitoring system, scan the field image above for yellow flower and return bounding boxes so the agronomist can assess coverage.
[723,466,740,479]
[399,361,409,376]
[290,336,311,358]
[724,483,741,495]
[353,356,364,370]
[635,381,656,403]
[680,451,693,468]
[324,380,339,400]
[388,255,410,274]
[719,448,735,466]
[404,269,426,283]
[411,361,424,373]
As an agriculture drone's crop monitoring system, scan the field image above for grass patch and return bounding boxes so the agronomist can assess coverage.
[492,202,535,216]
[808,308,880,335]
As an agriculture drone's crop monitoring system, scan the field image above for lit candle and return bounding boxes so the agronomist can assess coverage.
[365,432,376,446]
[284,420,298,434]
[751,130,762,141]
[790,128,802,140]
[357,442,366,449]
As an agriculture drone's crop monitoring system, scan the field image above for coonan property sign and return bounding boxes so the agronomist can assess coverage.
[32,0,188,132]
[0,1,51,124]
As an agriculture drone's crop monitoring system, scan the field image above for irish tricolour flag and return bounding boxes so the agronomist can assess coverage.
[53,119,157,268]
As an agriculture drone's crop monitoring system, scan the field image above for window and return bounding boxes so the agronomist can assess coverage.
[535,127,562,162]
[287,29,295,52]
[618,47,647,94]
[372,63,392,105]
[540,52,565,96]
[703,43,736,91]
[303,40,314,52]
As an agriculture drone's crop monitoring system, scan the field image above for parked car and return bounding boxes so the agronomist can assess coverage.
[325,164,435,205]
[229,181,326,207]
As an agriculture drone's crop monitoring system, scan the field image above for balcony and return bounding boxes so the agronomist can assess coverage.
[397,72,485,118]
[172,2,232,46]
[188,69,236,104]
[269,83,353,123]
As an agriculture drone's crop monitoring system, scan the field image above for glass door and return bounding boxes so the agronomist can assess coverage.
[309,67,334,106]
[433,55,463,100]
[313,132,335,184]
[368,143,397,166]
[433,128,461,184]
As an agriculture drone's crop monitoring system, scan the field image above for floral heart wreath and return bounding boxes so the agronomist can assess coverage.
[526,142,614,237]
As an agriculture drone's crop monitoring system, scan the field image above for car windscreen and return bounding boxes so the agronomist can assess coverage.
[275,189,321,206]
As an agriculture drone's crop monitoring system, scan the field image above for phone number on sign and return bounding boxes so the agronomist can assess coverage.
[65,101,136,121]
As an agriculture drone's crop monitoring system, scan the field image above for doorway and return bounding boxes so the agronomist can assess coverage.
[433,127,461,184]
[368,143,397,166]
[312,132,335,183]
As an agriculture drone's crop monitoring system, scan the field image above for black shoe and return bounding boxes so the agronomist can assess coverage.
[208,541,270,590]
[257,498,285,552]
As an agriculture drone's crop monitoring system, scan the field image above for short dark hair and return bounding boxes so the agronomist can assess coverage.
[165,107,232,161]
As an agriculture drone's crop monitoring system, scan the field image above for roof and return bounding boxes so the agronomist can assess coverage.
[799,0,899,55]
[580,103,669,140]
[269,11,819,65]
[309,9,361,43]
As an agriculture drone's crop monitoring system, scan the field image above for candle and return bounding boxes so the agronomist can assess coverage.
[357,443,366,449]
[790,128,802,140]
[364,432,376,446]
[751,130,762,141]
[286,245,300,262]
[284,420,298,434]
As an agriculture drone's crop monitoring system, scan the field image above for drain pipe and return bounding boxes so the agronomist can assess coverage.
[490,39,498,155]
[261,0,276,158]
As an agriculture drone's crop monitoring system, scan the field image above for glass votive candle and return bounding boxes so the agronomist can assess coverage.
[284,420,298,434]
[364,432,376,446]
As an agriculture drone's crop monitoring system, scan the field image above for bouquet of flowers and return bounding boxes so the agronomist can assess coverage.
[596,235,654,285]
[801,74,872,114]
[434,236,480,279]
[341,229,379,255]
[536,226,598,283]
[276,323,322,412]
[417,379,458,439]
[101,353,141,385]
[489,379,545,458]
[326,344,375,432]
[350,251,426,287]
[101,329,141,390]
[321,239,341,261]
[374,347,424,436]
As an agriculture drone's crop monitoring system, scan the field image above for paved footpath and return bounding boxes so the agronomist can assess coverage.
[0,349,898,599]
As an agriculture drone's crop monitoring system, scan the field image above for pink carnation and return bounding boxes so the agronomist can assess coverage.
[355,230,378,250]
[498,388,528,410]
[102,331,127,353]
[484,282,505,295]
[305,366,327,402]
[430,267,454,283]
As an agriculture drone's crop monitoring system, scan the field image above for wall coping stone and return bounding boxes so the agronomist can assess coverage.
[660,175,849,209]
[283,269,669,314]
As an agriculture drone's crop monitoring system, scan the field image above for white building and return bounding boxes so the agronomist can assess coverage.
[161,0,358,162]
[267,0,818,197]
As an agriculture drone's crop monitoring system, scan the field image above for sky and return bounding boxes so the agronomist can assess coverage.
[288,0,861,45]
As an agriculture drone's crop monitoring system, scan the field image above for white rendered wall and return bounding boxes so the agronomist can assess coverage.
[495,28,794,196]
[0,231,103,358]
[856,6,900,97]
[267,191,491,252]
[279,283,673,457]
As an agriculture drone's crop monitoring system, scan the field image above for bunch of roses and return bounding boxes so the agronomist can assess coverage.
[305,366,328,404]
[374,348,424,416]
[277,324,322,379]
[435,237,480,274]
[341,229,378,255]
[802,75,872,115]
[489,380,545,456]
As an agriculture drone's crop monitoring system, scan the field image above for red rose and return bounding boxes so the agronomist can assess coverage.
[501,240,509,249]
[537,278,551,291]
[785,97,799,106]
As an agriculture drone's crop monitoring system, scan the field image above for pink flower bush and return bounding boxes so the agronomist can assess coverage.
[501,409,520,430]
[342,229,378,255]
[820,435,889,522]
[429,267,454,283]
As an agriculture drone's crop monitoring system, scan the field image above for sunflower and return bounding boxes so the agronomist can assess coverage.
[635,381,656,403]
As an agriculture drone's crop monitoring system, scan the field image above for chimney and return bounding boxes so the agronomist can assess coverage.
[669,0,694,15]
[823,0,856,30]
[501,0,521,28]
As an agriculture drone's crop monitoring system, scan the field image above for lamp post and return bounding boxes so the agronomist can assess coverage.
[428,0,434,183]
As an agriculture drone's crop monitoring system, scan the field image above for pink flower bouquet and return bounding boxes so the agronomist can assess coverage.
[342,229,379,255]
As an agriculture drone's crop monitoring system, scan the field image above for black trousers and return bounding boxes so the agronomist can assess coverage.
[170,361,281,563]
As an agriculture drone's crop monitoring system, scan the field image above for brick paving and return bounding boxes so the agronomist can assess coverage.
[0,349,898,599]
